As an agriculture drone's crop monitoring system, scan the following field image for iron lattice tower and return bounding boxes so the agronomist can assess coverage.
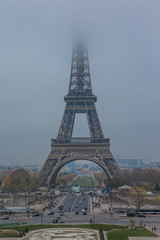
[39,41,121,188]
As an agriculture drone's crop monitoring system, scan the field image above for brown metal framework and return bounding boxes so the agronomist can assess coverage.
[39,41,121,188]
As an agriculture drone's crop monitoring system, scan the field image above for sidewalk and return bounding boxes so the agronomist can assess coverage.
[145,225,160,237]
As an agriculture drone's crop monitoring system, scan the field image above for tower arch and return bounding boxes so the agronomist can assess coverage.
[48,157,111,187]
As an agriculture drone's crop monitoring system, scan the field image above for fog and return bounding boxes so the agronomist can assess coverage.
[0,0,160,165]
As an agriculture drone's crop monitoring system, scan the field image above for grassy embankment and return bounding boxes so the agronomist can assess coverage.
[0,229,18,238]
[107,228,156,240]
[1,223,125,232]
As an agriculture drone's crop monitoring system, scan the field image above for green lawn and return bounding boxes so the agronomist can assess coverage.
[107,229,157,240]
[0,230,18,238]
[75,176,94,189]
[2,224,127,233]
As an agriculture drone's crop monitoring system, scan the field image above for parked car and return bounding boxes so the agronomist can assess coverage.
[83,212,87,215]
[127,212,135,217]
[137,213,146,217]
[75,211,79,214]
[1,216,9,220]
[119,213,127,217]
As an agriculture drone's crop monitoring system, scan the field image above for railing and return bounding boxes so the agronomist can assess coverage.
[0,222,27,228]
[51,138,110,144]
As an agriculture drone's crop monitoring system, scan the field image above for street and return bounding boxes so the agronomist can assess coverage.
[1,193,160,227]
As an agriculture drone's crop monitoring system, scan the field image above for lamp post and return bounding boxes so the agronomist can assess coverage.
[1,191,4,216]
[109,191,113,217]
[93,207,95,223]
[91,195,95,223]
[41,211,43,224]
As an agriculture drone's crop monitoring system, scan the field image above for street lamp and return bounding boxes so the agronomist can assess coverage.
[109,191,113,217]
[93,207,95,223]
[1,191,4,216]
[41,211,43,224]
[91,195,95,223]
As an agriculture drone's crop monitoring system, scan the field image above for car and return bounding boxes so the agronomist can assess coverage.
[59,220,64,223]
[75,206,78,208]
[56,215,61,220]
[75,211,79,214]
[1,216,9,220]
[32,212,40,216]
[137,213,146,217]
[83,212,87,215]
[84,207,87,210]
[82,209,86,212]
[127,212,135,217]
[119,213,127,217]
[53,219,64,223]
[79,201,82,204]
[47,211,54,215]
[53,219,59,223]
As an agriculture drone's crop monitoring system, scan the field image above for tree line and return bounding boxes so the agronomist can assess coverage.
[0,168,77,192]
[0,168,41,192]
[94,168,160,191]
[56,172,77,186]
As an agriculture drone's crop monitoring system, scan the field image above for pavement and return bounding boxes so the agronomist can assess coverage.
[145,225,160,237]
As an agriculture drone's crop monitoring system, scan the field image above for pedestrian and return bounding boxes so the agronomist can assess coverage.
[152,227,154,232]
[154,225,156,231]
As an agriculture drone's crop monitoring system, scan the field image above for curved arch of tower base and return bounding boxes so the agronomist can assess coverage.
[39,141,122,189]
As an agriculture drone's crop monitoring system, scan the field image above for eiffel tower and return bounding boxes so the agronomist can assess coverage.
[39,41,121,188]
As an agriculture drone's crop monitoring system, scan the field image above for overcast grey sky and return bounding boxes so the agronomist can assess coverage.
[0,0,160,165]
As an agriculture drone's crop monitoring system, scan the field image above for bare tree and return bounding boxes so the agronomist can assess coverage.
[130,186,146,211]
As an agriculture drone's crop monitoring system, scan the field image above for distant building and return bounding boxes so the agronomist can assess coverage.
[146,161,160,168]
[81,168,93,177]
[72,169,81,176]
[117,158,144,169]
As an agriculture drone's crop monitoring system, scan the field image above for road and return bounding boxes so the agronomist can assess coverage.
[1,193,160,226]
[1,212,160,226]
[63,193,89,213]
[57,193,91,223]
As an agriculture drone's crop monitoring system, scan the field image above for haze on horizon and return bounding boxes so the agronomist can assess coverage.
[0,0,160,166]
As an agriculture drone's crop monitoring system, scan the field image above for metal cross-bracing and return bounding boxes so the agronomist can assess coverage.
[57,100,104,140]
[68,41,93,96]
[39,40,122,188]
